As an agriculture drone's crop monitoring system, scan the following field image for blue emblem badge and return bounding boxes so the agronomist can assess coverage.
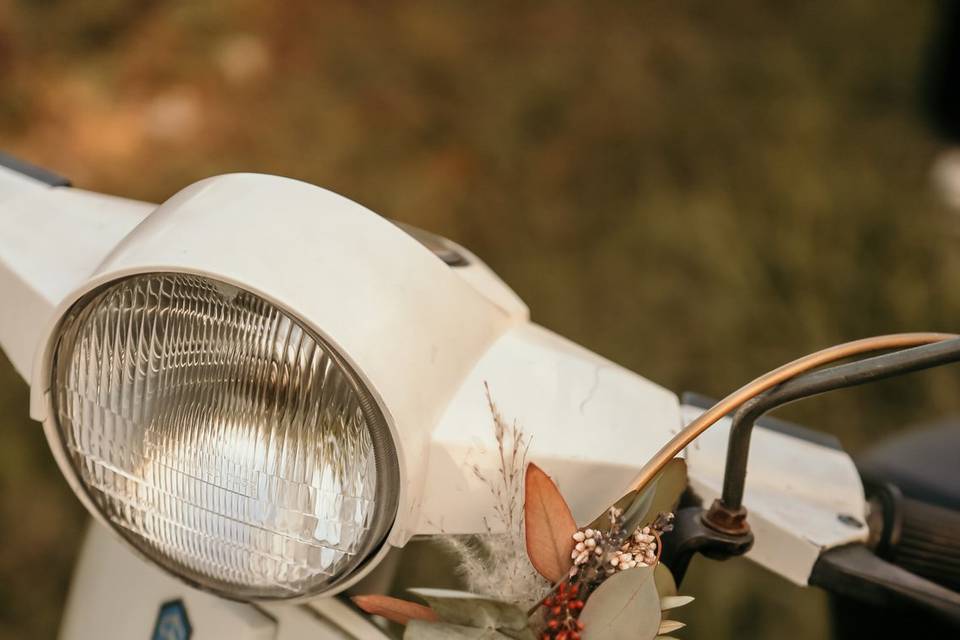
[152,599,192,640]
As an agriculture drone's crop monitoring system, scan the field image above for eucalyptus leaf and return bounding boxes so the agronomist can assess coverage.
[592,458,687,532]
[579,565,662,640]
[620,480,657,534]
[588,491,640,531]
[658,620,686,633]
[660,595,694,610]
[622,459,687,533]
[408,589,532,638]
[646,458,687,517]
[654,561,678,597]
[404,620,515,639]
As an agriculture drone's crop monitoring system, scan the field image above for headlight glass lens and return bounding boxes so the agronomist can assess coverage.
[51,273,399,599]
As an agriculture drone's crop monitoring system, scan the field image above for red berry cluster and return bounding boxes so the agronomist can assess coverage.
[541,581,585,640]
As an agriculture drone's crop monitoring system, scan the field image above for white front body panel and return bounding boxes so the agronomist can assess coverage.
[0,167,153,381]
[61,522,389,640]
[417,322,681,533]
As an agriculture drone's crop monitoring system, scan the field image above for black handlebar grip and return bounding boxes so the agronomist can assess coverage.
[883,493,960,592]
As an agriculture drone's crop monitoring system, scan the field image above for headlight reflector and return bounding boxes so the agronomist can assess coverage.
[51,273,399,599]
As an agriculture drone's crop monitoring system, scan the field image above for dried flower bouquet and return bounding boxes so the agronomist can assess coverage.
[354,388,693,639]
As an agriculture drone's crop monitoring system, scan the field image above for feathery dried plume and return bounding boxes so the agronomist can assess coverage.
[437,384,551,608]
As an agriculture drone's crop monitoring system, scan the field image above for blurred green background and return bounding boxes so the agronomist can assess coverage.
[2,1,960,638]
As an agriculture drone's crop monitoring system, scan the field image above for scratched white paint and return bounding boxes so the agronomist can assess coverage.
[416,323,682,535]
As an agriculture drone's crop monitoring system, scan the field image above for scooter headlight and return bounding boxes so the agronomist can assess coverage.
[49,272,399,600]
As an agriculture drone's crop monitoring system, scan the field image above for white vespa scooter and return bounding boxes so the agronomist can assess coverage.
[0,153,958,639]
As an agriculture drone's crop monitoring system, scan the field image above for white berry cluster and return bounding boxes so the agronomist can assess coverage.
[569,510,674,581]
[570,528,603,568]
[608,525,657,572]
[569,524,658,575]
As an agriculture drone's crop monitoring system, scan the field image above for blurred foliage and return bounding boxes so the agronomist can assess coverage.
[1,1,959,638]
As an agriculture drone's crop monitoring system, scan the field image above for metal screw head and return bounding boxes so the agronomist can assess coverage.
[837,513,864,529]
[702,499,752,536]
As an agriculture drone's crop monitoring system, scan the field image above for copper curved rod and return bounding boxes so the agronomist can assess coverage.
[628,332,958,494]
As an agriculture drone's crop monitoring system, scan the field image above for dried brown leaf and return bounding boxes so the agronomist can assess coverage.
[523,463,577,582]
[352,595,440,625]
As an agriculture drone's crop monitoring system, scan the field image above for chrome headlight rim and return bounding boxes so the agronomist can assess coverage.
[46,271,401,602]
